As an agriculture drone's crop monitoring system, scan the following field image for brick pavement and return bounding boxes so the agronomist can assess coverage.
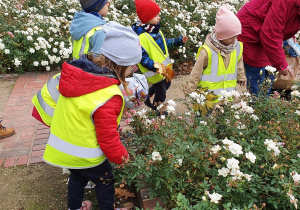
[0,71,59,168]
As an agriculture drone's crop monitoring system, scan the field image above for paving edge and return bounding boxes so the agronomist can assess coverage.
[137,184,165,210]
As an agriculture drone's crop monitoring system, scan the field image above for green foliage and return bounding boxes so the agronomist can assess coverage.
[0,0,246,74]
[114,83,300,209]
[0,0,79,73]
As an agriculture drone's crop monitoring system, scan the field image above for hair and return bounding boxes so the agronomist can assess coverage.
[88,53,131,95]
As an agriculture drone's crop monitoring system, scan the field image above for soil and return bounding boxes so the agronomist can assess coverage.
[0,73,189,209]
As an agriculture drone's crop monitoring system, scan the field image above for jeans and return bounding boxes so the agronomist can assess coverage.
[244,62,275,96]
[68,159,115,210]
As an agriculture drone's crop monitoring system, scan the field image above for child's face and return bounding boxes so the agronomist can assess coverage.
[146,14,160,25]
[221,35,238,46]
[98,1,110,17]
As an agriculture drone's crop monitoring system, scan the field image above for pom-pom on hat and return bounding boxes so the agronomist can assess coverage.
[101,21,142,66]
[80,0,108,13]
[135,0,161,24]
[214,6,241,40]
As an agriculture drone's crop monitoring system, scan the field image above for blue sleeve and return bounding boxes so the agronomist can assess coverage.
[89,30,106,55]
[166,36,184,49]
[140,47,156,72]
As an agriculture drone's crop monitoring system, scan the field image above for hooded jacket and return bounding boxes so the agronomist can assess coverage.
[69,11,106,55]
[237,0,300,71]
[188,34,246,92]
[57,57,128,165]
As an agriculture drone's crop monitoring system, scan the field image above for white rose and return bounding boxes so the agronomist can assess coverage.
[218,167,229,177]
[209,192,222,204]
[245,151,256,163]
[152,151,162,161]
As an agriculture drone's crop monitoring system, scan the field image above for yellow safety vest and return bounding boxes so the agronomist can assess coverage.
[70,26,103,60]
[43,85,124,169]
[138,31,172,84]
[197,41,243,102]
[31,73,61,126]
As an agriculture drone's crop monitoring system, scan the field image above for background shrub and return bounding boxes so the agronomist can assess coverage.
[0,0,246,74]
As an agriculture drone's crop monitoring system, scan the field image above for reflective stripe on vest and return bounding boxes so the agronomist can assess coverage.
[48,133,103,158]
[43,85,124,169]
[138,31,171,84]
[71,26,102,60]
[31,73,61,126]
[198,41,243,96]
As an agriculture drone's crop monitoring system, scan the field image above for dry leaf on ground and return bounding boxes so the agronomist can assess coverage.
[115,188,136,199]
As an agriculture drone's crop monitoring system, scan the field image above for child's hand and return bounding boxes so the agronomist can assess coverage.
[122,154,130,164]
[182,36,188,43]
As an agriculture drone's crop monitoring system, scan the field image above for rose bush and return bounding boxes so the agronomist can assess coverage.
[114,82,300,209]
[0,0,247,74]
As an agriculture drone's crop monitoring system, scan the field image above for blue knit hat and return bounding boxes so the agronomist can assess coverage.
[80,0,108,13]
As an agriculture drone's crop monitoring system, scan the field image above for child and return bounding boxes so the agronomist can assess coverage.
[31,70,148,127]
[70,0,110,60]
[120,73,149,112]
[188,6,246,100]
[132,0,188,112]
[42,21,142,210]
[31,0,111,124]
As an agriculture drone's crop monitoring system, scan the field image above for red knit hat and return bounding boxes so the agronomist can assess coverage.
[135,0,161,24]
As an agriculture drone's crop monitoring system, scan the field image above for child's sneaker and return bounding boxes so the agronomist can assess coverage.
[80,200,92,210]
[0,120,15,139]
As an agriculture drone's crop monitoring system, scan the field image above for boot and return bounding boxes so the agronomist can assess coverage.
[0,120,15,139]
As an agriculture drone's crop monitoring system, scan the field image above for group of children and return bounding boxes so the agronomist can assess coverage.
[31,0,187,209]
[28,0,297,209]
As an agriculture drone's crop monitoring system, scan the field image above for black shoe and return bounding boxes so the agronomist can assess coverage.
[144,98,152,108]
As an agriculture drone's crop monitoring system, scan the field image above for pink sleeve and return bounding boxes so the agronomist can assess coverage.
[260,0,289,70]
[93,95,128,165]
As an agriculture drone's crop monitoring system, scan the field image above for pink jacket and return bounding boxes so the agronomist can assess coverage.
[237,0,300,71]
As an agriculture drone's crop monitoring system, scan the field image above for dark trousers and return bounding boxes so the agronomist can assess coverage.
[148,79,171,110]
[68,159,115,210]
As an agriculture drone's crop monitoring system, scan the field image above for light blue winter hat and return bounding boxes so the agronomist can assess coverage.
[101,21,142,66]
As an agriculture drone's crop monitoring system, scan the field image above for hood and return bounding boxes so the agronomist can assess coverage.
[59,56,120,98]
[70,11,106,40]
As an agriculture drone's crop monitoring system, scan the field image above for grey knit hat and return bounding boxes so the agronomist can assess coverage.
[80,0,108,13]
[101,21,142,66]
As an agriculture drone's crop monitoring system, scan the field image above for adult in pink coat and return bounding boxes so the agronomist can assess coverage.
[237,0,300,96]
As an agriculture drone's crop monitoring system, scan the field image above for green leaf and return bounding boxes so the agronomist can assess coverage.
[290,159,298,163]
[271,179,276,185]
